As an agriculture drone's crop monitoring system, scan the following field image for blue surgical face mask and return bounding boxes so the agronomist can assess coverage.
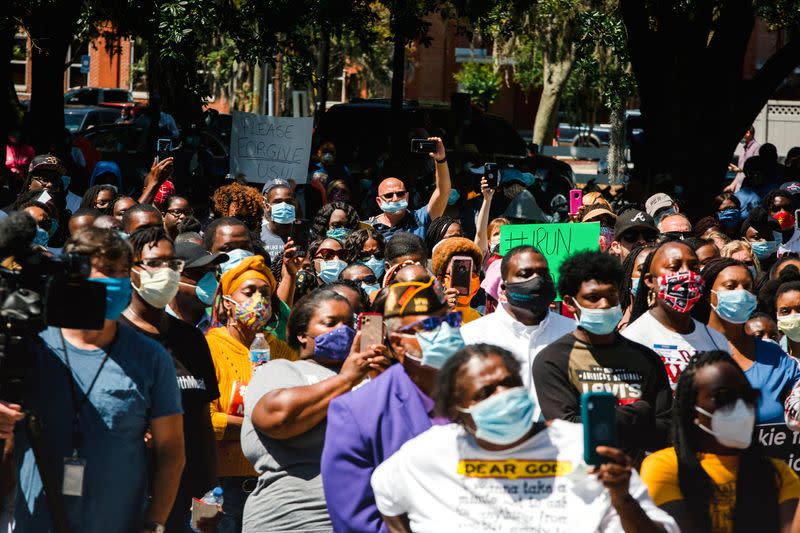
[750,239,779,260]
[380,199,408,214]
[717,208,741,228]
[318,259,347,284]
[413,321,465,369]
[313,325,356,361]
[362,282,380,296]
[327,227,351,242]
[574,303,623,335]
[90,277,133,320]
[33,226,49,246]
[360,255,385,279]
[456,387,536,445]
[195,271,218,306]
[116,230,129,241]
[220,248,254,274]
[448,189,460,206]
[630,277,640,298]
[712,289,757,324]
[321,153,335,165]
[270,202,296,225]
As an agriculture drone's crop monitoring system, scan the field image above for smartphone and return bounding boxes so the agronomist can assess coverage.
[484,162,499,188]
[410,139,438,154]
[290,219,311,257]
[581,391,618,466]
[358,313,384,352]
[569,189,583,216]
[156,138,172,163]
[449,256,473,296]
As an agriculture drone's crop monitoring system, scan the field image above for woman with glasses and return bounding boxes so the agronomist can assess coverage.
[241,288,387,532]
[701,258,800,424]
[80,184,118,216]
[344,227,386,281]
[310,201,360,243]
[161,194,193,240]
[310,237,348,285]
[206,254,296,533]
[641,350,799,532]
[118,226,223,533]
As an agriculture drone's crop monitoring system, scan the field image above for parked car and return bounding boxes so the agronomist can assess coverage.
[64,87,134,107]
[556,110,642,148]
[64,106,121,133]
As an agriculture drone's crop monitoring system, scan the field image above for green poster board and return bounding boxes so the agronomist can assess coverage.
[499,222,601,298]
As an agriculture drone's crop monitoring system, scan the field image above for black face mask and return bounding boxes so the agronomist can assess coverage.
[504,275,556,316]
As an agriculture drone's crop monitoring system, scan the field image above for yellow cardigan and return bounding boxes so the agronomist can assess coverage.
[206,327,297,477]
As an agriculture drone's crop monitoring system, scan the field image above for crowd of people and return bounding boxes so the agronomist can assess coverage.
[2,126,800,533]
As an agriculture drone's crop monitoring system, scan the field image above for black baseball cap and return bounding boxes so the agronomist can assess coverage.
[614,208,658,237]
[175,242,228,269]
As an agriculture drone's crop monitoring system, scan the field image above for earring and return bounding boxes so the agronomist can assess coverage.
[647,289,656,307]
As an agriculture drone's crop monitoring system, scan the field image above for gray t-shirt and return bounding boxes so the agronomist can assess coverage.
[241,358,337,532]
[259,223,286,262]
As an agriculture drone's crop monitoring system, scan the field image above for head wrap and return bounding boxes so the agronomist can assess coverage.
[219,255,276,296]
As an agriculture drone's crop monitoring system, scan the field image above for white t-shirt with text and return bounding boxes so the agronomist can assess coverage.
[370,420,678,533]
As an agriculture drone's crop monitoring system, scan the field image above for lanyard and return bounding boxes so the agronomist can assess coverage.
[59,330,112,455]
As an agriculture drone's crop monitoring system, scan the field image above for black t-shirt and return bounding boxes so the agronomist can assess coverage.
[120,314,219,497]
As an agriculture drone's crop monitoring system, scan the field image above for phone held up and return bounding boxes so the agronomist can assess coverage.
[484,162,499,189]
[581,391,618,467]
[290,219,311,257]
[410,139,438,154]
[449,255,474,297]
[156,138,172,164]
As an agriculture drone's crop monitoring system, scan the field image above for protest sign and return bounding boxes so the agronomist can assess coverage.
[499,222,601,298]
[754,423,800,474]
[229,111,313,184]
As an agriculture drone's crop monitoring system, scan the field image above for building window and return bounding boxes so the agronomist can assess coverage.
[11,33,28,91]
[66,42,89,89]
[130,38,148,98]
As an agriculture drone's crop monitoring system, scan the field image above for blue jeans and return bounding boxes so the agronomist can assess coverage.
[216,476,252,533]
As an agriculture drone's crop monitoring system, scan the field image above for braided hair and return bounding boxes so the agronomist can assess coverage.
[424,216,461,257]
[620,245,653,313]
[672,350,779,532]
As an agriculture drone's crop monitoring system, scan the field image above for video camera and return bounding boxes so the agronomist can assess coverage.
[0,212,105,401]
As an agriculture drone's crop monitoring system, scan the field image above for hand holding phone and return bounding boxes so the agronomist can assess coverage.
[290,219,311,257]
[569,189,583,216]
[449,256,474,297]
[484,163,499,189]
[156,138,172,163]
[581,391,618,466]
[411,139,438,154]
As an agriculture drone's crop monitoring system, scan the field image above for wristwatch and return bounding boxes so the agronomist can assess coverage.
[143,522,165,533]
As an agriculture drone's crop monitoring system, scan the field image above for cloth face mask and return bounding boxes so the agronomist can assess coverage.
[313,325,356,361]
[657,270,703,313]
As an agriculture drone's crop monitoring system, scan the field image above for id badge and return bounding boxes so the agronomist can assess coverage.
[62,457,86,497]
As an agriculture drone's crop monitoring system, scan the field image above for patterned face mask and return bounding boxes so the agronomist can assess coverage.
[224,293,271,330]
[656,270,703,313]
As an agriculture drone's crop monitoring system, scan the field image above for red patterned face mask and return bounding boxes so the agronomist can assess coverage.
[773,211,795,231]
[657,271,703,313]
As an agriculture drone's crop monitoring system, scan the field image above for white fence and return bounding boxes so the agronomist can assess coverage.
[747,99,800,158]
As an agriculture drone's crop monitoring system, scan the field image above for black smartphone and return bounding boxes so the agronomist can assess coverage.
[484,162,499,188]
[156,138,172,163]
[449,256,473,296]
[290,219,311,257]
[581,391,618,466]
[410,139,438,154]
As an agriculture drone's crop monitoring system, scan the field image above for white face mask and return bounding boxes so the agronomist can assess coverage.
[695,398,755,449]
[135,268,181,309]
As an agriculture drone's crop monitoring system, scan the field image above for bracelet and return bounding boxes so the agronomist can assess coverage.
[436,157,447,164]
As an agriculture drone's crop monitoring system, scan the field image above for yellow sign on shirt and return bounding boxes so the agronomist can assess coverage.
[458,459,574,479]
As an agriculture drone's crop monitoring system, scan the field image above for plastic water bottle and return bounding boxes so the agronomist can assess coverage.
[250,333,271,370]
[201,486,223,506]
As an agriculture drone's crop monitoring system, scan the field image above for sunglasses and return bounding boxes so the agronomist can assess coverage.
[396,311,462,335]
[315,248,345,261]
[620,228,658,243]
[380,191,407,201]
[134,258,185,272]
[353,275,378,285]
[662,231,693,240]
[357,251,384,261]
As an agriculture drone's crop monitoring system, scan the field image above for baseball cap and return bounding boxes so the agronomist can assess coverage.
[262,178,291,196]
[582,205,617,223]
[781,182,800,196]
[614,208,657,237]
[175,242,228,269]
[382,277,447,318]
[28,154,66,177]
[644,193,674,218]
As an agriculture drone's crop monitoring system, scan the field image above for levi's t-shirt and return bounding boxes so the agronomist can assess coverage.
[371,420,679,533]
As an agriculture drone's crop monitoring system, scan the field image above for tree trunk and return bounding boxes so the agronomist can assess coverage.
[532,56,573,146]
[274,52,283,117]
[28,33,70,151]
[252,62,264,115]
[607,104,626,185]
[314,28,330,125]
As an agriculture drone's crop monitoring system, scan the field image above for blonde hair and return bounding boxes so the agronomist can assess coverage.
[720,240,761,278]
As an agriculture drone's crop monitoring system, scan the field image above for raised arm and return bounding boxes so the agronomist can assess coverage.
[473,176,494,253]
[426,137,451,220]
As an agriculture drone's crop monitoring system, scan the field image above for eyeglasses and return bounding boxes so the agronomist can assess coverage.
[32,176,58,188]
[620,229,658,243]
[315,248,345,261]
[134,258,185,272]
[770,205,790,213]
[353,275,378,285]
[396,311,462,335]
[166,207,193,217]
[380,191,407,201]
[358,251,384,261]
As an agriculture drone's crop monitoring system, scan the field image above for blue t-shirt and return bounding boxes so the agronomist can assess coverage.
[744,339,800,424]
[734,186,761,218]
[14,324,182,533]
[367,205,431,240]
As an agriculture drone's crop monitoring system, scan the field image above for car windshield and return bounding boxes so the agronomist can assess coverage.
[103,90,132,103]
[64,112,86,133]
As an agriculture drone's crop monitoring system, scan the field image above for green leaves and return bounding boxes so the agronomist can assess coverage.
[454,61,502,107]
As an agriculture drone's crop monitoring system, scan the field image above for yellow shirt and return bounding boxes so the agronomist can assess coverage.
[641,447,800,533]
[206,327,297,477]
[456,305,482,324]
